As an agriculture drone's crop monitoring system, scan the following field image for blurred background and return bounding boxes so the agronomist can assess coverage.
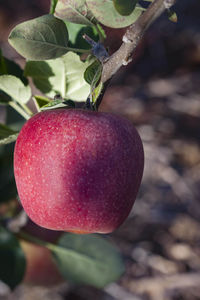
[0,0,200,299]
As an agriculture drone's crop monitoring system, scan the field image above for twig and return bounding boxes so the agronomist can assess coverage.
[101,0,176,84]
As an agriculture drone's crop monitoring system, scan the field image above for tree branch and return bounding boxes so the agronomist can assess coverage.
[101,0,176,84]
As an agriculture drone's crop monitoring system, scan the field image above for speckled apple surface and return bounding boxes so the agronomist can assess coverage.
[14,109,144,233]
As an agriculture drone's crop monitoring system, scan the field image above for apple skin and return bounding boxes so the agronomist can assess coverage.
[14,109,144,233]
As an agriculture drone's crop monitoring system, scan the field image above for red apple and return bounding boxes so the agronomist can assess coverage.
[14,109,144,233]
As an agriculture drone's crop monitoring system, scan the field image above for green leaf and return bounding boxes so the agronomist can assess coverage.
[40,99,66,111]
[0,75,31,105]
[58,52,91,100]
[8,14,69,61]
[0,226,26,289]
[50,0,58,14]
[24,52,90,101]
[33,95,51,111]
[0,52,29,103]
[55,0,94,26]
[113,0,138,16]
[84,60,103,105]
[24,60,62,97]
[0,50,27,85]
[92,81,103,104]
[65,22,99,50]
[84,59,102,86]
[40,98,76,111]
[86,0,142,28]
[50,233,125,288]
